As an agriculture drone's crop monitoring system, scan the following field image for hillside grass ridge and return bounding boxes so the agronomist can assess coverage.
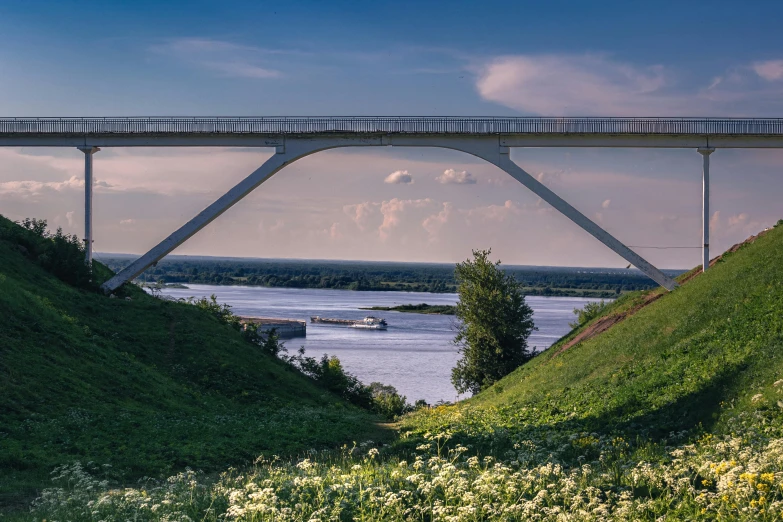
[6,217,783,520]
[0,216,387,510]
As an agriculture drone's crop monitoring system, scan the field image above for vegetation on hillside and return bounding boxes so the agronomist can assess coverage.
[99,254,677,297]
[23,221,783,520]
[0,216,388,510]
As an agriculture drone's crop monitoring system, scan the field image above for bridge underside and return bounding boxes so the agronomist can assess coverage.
[5,116,778,293]
[2,133,783,148]
[99,135,679,293]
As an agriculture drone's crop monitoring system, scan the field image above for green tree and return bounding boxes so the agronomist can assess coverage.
[451,249,536,394]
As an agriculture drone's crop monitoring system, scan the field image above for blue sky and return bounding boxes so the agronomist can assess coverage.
[1,0,782,268]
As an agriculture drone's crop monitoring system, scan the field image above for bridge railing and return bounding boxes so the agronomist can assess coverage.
[1,117,783,135]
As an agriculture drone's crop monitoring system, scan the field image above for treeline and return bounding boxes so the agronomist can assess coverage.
[98,255,683,297]
[360,304,458,315]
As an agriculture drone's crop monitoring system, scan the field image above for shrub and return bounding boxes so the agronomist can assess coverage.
[368,382,411,419]
[569,299,610,328]
[188,294,239,327]
[285,350,373,408]
[0,218,93,289]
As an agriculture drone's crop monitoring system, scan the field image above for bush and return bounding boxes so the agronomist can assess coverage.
[0,218,93,289]
[188,294,239,327]
[368,382,411,419]
[284,349,373,408]
[569,299,610,328]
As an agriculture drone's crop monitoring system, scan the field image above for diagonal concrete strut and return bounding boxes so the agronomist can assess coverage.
[101,141,328,293]
[481,149,678,291]
[102,136,678,293]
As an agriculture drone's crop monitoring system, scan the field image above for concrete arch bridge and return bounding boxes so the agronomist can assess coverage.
[2,116,782,293]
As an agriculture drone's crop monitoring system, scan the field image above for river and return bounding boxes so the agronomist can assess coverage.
[157,285,601,404]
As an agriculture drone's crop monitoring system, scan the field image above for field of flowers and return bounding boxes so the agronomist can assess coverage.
[19,375,783,521]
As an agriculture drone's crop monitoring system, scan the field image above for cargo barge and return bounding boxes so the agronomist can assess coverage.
[311,316,388,330]
[310,316,356,325]
[240,317,306,338]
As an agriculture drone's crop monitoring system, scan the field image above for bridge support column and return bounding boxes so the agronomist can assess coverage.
[698,148,714,272]
[78,146,100,266]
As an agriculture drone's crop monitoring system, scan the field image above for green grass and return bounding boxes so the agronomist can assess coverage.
[6,216,783,520]
[0,216,387,511]
[403,222,783,444]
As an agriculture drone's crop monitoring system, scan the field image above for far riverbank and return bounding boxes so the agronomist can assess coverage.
[360,303,456,315]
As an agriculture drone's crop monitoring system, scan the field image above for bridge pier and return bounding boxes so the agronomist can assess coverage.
[77,146,100,266]
[698,147,714,272]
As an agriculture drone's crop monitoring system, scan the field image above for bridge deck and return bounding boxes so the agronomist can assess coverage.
[2,117,783,136]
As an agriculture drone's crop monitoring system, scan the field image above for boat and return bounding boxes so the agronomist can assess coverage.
[310,316,355,325]
[350,316,388,330]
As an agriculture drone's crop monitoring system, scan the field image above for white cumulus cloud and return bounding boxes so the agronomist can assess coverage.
[436,169,476,185]
[379,198,433,240]
[384,170,414,184]
[753,60,783,81]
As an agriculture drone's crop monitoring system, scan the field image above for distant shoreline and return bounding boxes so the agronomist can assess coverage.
[102,255,670,299]
[360,304,457,315]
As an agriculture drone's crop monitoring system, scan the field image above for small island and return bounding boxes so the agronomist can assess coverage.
[359,303,456,315]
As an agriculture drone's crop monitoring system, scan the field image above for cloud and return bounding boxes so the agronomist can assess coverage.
[602,199,611,209]
[476,54,682,116]
[343,202,378,231]
[329,222,341,240]
[535,170,564,187]
[150,38,283,79]
[753,60,783,81]
[384,170,414,184]
[120,219,135,225]
[379,198,433,240]
[475,53,783,116]
[66,211,75,226]
[436,168,476,185]
[462,200,521,223]
[728,213,749,227]
[0,176,84,196]
[710,211,721,233]
[199,61,281,79]
[422,202,453,240]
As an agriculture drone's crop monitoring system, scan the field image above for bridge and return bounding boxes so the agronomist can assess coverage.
[2,116,782,294]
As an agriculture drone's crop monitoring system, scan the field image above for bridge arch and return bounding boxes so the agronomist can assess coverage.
[100,135,678,292]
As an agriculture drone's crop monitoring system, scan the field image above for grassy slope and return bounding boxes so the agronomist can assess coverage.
[0,217,384,508]
[459,223,783,436]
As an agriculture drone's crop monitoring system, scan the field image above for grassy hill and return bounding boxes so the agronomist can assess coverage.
[442,222,783,436]
[10,218,783,520]
[0,216,385,510]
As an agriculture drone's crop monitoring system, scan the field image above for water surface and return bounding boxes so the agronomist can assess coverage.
[158,285,600,403]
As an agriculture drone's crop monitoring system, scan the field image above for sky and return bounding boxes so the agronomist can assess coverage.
[0,0,782,269]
